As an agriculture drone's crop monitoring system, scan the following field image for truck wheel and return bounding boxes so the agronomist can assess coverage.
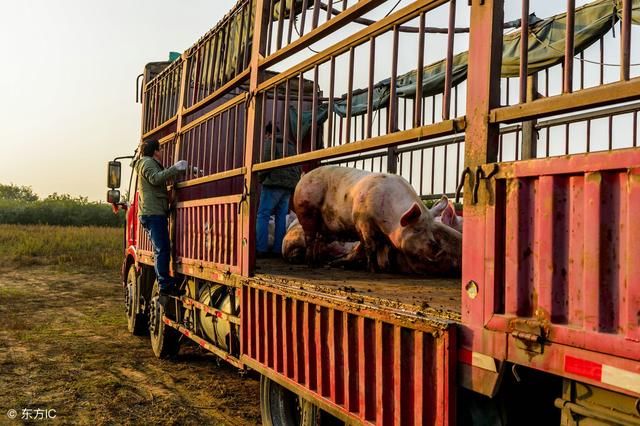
[124,266,147,336]
[148,280,180,359]
[261,376,332,426]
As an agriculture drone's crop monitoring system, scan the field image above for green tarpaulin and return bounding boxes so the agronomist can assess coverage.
[288,104,329,143]
[334,0,640,117]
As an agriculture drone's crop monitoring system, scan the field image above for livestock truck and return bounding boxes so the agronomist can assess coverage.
[107,0,640,423]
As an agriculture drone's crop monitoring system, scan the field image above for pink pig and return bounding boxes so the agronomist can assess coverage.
[431,196,463,233]
[282,218,359,265]
[293,166,461,274]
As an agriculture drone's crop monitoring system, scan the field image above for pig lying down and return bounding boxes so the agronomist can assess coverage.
[292,166,461,275]
[281,218,358,265]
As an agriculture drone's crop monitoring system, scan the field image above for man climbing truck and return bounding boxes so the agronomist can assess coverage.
[108,0,640,423]
[134,140,187,298]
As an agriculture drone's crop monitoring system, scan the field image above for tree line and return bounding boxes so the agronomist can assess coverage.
[0,184,125,227]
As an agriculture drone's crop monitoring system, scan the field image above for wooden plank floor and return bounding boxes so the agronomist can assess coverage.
[253,258,461,321]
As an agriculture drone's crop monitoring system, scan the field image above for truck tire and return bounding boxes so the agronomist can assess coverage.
[148,280,180,359]
[260,376,343,426]
[124,265,147,336]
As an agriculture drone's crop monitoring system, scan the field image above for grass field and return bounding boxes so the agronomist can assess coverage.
[0,224,122,271]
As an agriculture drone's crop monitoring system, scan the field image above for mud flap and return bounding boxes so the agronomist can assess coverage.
[459,355,505,398]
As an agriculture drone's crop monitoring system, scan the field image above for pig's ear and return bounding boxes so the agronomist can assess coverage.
[430,195,448,217]
[400,203,422,227]
[440,203,457,226]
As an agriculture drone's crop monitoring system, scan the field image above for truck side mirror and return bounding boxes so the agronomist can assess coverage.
[108,161,122,189]
[107,189,121,204]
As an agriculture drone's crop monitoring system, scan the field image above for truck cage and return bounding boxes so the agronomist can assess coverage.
[124,0,640,424]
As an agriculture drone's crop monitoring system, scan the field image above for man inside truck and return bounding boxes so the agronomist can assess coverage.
[135,139,188,297]
[256,122,301,258]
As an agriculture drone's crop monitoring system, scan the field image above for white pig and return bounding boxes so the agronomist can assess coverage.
[435,201,463,233]
[282,219,359,264]
[293,166,461,274]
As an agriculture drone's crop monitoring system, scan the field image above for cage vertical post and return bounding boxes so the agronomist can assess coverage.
[462,0,504,327]
[241,0,272,277]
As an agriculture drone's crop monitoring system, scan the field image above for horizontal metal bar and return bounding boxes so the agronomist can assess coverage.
[257,0,450,92]
[490,78,640,124]
[159,132,177,145]
[259,0,385,70]
[322,151,386,165]
[323,135,466,166]
[163,316,244,369]
[396,135,465,154]
[179,93,247,134]
[252,118,464,172]
[176,194,242,208]
[182,295,241,325]
[177,259,240,277]
[421,192,456,201]
[497,147,640,178]
[181,68,250,117]
[175,167,246,189]
[137,252,154,268]
[142,115,178,140]
[175,262,242,288]
[554,399,640,426]
[534,101,640,130]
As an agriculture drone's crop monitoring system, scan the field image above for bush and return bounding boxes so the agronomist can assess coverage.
[0,199,125,227]
[0,185,124,227]
[0,183,38,202]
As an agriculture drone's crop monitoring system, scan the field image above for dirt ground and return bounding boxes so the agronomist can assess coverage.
[0,265,261,426]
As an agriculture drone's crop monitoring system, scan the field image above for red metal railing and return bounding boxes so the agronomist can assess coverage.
[159,135,177,167]
[175,195,243,274]
[177,96,247,184]
[484,149,640,362]
[241,282,455,424]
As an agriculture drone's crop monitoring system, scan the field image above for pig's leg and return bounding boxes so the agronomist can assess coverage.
[355,222,385,272]
[297,212,322,266]
[376,244,391,272]
[329,242,365,269]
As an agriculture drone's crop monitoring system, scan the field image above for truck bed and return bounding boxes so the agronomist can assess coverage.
[253,258,461,323]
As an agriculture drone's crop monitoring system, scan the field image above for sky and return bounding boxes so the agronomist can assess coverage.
[0,0,237,201]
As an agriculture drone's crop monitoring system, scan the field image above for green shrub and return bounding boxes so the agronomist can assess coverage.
[0,192,124,227]
[0,183,38,202]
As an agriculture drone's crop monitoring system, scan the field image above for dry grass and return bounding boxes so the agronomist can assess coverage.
[0,224,122,271]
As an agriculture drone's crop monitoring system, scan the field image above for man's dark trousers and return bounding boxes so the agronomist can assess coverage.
[139,215,173,291]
